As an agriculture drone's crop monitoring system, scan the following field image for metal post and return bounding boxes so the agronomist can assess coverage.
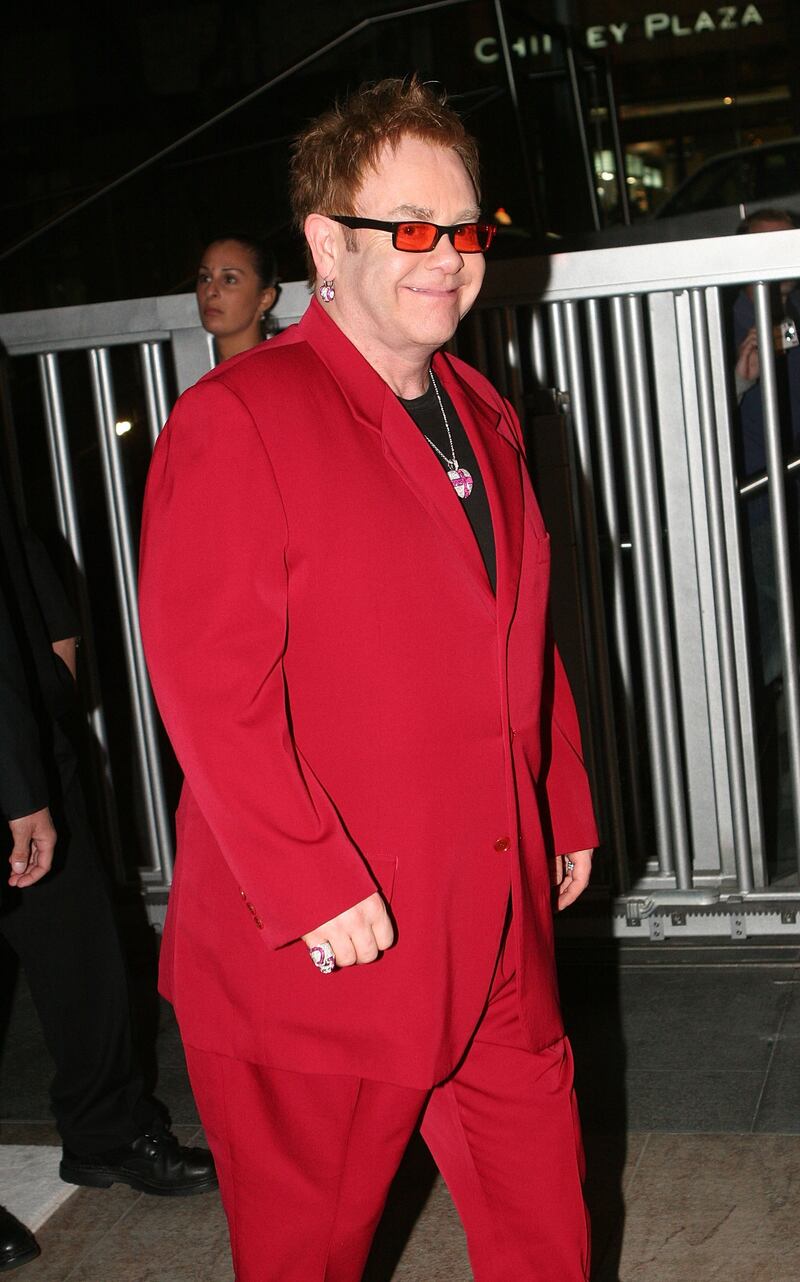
[610,296,675,880]
[493,0,543,238]
[752,283,800,870]
[565,42,602,232]
[585,297,646,883]
[171,327,215,394]
[140,341,170,448]
[501,306,526,421]
[689,289,755,891]
[604,64,631,227]
[37,352,127,882]
[562,299,629,887]
[88,347,174,883]
[649,290,730,879]
[705,287,766,880]
[624,294,692,889]
[530,307,548,388]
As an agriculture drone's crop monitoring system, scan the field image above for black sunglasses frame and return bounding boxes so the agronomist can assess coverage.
[328,216,496,253]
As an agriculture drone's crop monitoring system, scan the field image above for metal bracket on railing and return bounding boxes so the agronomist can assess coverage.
[649,915,665,941]
[625,899,641,927]
[553,388,571,414]
[625,897,656,927]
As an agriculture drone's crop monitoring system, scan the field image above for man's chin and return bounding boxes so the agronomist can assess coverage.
[407,310,462,349]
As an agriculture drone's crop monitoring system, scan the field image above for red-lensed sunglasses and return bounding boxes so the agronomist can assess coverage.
[330,216,496,253]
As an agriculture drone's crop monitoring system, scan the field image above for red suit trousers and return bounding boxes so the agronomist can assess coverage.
[185,927,590,1282]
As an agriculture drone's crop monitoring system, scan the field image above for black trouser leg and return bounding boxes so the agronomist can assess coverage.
[0,770,158,1153]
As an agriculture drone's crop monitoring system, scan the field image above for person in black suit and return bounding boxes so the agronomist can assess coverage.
[0,473,216,1271]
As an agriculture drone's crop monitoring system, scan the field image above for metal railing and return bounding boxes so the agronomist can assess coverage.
[0,284,309,904]
[472,228,800,939]
[1,238,798,939]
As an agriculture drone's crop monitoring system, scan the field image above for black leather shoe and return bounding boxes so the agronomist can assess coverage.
[0,1207,40,1272]
[59,1124,218,1197]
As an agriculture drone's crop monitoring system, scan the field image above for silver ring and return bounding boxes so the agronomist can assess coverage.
[308,941,336,974]
[564,857,575,873]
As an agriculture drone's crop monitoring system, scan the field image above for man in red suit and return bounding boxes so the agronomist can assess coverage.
[139,76,597,1282]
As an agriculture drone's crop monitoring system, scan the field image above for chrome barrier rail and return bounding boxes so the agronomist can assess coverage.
[0,285,310,909]
[469,229,800,939]
[0,241,798,938]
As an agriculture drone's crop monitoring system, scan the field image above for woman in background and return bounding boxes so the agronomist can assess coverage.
[196,234,278,361]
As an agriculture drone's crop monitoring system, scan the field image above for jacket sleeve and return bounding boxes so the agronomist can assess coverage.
[500,391,598,856]
[0,580,49,820]
[138,380,376,949]
[542,635,598,855]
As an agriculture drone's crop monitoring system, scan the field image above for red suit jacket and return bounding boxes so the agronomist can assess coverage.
[139,299,598,1089]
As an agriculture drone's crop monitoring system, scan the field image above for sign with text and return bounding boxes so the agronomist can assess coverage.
[473,4,764,62]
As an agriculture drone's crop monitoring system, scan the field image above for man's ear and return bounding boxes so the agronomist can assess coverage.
[304,214,341,284]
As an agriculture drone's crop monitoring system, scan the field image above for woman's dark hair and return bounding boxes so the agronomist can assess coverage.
[202,233,279,288]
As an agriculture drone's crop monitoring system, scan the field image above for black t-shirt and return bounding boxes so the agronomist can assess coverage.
[400,379,497,594]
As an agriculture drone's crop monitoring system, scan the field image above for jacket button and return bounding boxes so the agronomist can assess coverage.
[494,836,511,852]
[253,915,263,930]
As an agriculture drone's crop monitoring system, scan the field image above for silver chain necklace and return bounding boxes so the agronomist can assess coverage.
[424,371,474,500]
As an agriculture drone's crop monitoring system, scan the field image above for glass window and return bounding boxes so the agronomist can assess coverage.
[755,145,800,201]
[662,155,757,216]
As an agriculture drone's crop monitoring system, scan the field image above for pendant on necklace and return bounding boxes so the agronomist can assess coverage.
[448,467,474,499]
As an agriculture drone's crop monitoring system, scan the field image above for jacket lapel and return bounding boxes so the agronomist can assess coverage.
[435,352,525,637]
[379,390,497,616]
[298,301,524,624]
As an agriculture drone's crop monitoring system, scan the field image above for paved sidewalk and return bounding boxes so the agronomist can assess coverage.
[1,938,798,1280]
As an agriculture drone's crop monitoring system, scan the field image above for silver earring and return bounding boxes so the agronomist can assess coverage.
[319,279,335,303]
